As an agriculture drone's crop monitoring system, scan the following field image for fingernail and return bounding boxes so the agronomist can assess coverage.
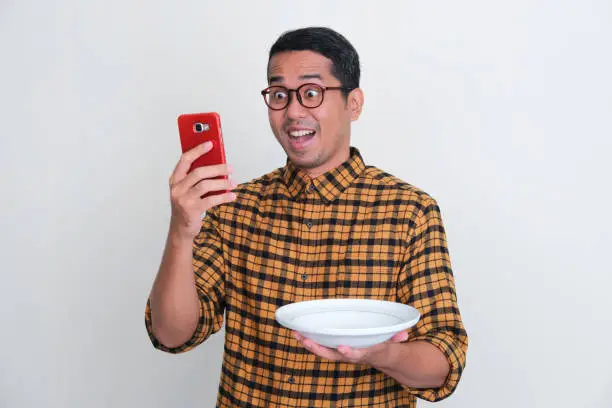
[203,141,213,148]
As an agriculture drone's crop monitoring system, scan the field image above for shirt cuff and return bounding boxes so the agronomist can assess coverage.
[144,296,212,354]
[403,331,467,401]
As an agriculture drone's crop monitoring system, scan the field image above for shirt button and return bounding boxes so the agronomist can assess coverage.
[301,274,307,281]
[288,377,295,384]
[309,184,315,192]
[305,220,313,228]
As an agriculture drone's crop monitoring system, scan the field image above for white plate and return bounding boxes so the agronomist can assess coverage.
[275,298,420,349]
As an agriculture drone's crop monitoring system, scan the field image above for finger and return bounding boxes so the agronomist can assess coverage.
[170,142,213,184]
[303,339,344,361]
[180,163,233,190]
[389,331,409,343]
[188,178,236,200]
[199,191,237,212]
[337,346,365,361]
[172,164,233,199]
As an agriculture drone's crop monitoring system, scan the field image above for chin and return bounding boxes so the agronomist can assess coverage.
[290,153,325,172]
[288,153,313,167]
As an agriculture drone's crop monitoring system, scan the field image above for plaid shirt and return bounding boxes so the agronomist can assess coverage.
[145,147,468,407]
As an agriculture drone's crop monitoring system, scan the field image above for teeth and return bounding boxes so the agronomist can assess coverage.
[289,130,315,138]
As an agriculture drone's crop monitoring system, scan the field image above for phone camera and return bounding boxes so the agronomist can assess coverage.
[193,122,209,133]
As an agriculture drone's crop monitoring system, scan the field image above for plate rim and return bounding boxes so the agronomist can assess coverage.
[275,298,421,336]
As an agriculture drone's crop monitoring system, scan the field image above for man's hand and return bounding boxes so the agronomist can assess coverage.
[293,331,409,367]
[169,141,237,241]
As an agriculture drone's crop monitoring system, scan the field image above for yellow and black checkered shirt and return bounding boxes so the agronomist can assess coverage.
[145,147,468,407]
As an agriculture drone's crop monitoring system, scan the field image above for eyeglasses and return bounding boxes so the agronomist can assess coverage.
[260,83,354,110]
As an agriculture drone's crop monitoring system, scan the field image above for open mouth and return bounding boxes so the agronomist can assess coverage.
[289,129,316,138]
[287,129,316,149]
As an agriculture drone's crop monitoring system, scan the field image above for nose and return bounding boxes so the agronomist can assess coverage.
[285,91,308,119]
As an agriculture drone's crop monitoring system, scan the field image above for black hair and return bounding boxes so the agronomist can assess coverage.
[268,27,360,97]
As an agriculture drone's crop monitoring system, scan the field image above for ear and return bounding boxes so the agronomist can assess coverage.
[348,88,364,121]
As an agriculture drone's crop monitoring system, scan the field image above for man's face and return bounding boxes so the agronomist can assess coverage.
[266,50,362,177]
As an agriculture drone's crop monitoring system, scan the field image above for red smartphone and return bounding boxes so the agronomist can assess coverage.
[177,112,228,197]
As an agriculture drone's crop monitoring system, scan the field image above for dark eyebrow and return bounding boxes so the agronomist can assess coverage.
[299,74,322,80]
[268,73,323,84]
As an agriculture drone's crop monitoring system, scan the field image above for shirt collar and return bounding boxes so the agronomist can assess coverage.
[280,146,366,203]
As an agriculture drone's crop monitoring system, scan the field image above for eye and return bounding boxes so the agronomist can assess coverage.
[303,88,320,99]
[272,90,287,100]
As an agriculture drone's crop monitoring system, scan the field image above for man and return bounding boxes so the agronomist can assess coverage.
[145,27,468,407]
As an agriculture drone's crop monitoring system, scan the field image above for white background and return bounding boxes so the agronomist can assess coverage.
[1,1,611,407]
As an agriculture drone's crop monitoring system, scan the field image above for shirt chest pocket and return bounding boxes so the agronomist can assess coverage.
[335,223,401,301]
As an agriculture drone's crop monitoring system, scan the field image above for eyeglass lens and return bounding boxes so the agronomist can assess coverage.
[264,84,324,109]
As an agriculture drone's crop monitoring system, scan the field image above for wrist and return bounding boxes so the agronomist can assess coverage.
[168,225,197,248]
[368,342,403,371]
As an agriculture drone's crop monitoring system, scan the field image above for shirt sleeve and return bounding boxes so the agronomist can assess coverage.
[397,196,468,401]
[144,207,227,354]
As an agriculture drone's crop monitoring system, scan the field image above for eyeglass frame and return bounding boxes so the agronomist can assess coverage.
[260,83,355,110]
